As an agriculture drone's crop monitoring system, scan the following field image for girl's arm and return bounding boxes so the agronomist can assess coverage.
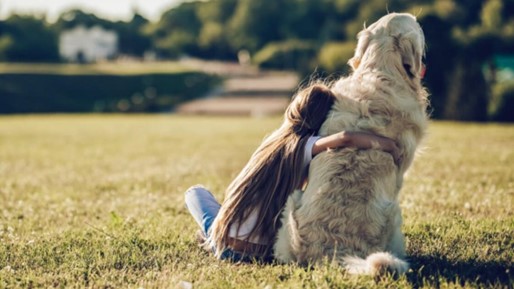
[312,131,401,164]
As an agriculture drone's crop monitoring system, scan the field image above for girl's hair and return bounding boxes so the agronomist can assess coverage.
[209,83,336,256]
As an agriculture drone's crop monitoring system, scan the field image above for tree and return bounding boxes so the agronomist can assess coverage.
[148,2,203,58]
[196,0,237,59]
[417,13,459,119]
[226,0,293,53]
[0,15,59,62]
[55,9,114,30]
[116,13,152,57]
[481,0,503,30]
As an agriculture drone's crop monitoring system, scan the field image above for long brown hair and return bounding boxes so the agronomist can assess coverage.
[209,83,336,256]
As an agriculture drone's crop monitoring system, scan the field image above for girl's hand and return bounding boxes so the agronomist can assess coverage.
[312,131,401,165]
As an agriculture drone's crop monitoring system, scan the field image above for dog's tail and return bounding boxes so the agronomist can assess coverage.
[343,252,409,277]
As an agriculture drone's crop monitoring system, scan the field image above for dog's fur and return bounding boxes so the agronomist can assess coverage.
[273,13,429,276]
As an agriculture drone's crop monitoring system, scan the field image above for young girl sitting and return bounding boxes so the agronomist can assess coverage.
[185,83,400,262]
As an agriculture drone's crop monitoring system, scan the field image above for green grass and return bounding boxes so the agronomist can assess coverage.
[0,62,192,75]
[0,115,512,288]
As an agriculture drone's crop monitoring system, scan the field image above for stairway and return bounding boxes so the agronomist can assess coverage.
[175,59,299,116]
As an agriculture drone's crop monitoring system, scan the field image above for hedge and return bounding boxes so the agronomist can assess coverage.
[0,71,220,113]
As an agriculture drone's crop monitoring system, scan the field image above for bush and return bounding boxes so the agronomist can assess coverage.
[317,41,356,74]
[0,71,220,113]
[490,80,514,122]
[253,40,317,73]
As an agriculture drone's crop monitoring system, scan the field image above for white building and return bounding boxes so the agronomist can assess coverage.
[59,25,118,63]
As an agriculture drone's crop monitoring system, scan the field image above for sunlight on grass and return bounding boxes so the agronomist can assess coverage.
[0,62,192,75]
[0,115,512,288]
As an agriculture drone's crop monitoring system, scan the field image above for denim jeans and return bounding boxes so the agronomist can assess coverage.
[184,185,267,262]
[184,185,221,235]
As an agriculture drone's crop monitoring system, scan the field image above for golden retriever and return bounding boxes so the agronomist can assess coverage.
[274,13,429,277]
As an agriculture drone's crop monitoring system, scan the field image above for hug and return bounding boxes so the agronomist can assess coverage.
[185,12,428,277]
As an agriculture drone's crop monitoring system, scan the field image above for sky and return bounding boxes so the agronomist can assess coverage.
[0,0,184,22]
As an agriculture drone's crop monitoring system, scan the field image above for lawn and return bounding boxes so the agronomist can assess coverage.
[0,62,192,75]
[0,115,512,288]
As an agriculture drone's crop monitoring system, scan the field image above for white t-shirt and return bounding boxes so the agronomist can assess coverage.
[228,135,320,244]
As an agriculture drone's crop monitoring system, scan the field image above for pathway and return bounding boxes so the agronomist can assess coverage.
[175,59,299,116]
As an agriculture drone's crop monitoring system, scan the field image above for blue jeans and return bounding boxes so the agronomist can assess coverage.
[184,185,267,262]
[184,185,221,235]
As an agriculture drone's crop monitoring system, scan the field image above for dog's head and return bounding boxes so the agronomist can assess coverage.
[349,13,425,83]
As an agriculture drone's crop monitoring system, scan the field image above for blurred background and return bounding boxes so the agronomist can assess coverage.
[0,0,513,121]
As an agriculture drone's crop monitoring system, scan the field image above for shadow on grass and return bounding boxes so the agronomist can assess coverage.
[407,254,514,288]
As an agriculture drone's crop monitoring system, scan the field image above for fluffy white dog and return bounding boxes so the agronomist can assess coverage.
[274,13,429,276]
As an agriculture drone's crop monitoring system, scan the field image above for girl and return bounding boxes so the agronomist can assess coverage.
[185,84,400,262]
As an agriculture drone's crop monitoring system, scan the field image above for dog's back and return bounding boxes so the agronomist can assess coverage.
[275,75,417,272]
[274,13,428,277]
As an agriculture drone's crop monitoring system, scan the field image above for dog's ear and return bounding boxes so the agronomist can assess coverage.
[349,30,372,70]
[396,35,422,78]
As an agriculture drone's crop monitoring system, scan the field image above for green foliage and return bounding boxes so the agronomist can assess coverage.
[198,22,223,49]
[149,2,203,58]
[416,13,457,119]
[278,0,340,41]
[253,40,318,74]
[317,41,355,74]
[0,15,59,62]
[0,35,13,61]
[226,0,294,53]
[196,0,237,24]
[491,80,514,122]
[443,58,490,121]
[0,116,513,288]
[0,64,220,113]
[1,0,514,121]
[155,30,198,58]
[116,14,153,57]
[55,9,114,30]
[194,0,238,58]
[343,0,389,38]
[481,0,503,30]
